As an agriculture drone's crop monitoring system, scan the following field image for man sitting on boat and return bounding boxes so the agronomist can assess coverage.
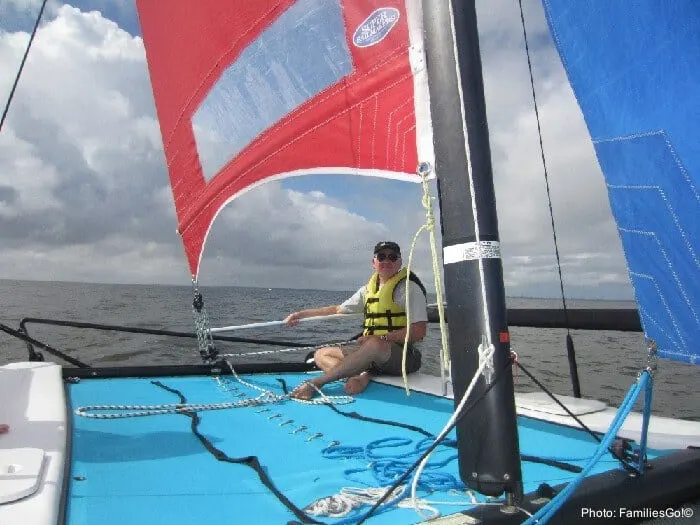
[285,241,428,399]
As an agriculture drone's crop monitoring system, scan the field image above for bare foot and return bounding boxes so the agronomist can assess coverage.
[291,382,317,400]
[344,373,372,395]
[0,424,9,434]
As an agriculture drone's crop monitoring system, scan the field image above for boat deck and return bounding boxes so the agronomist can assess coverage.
[63,372,656,524]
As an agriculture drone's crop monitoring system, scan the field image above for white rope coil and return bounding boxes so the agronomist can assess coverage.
[304,485,406,518]
[74,393,281,419]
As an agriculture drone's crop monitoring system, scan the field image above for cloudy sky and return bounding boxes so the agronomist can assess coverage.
[0,0,634,299]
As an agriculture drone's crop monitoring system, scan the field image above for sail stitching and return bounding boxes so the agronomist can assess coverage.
[594,130,699,201]
[627,268,688,350]
[621,228,698,327]
[393,113,414,170]
[609,184,699,269]
[385,98,414,167]
[357,100,364,165]
[592,129,665,143]
[401,125,417,172]
[636,304,682,354]
[370,93,379,164]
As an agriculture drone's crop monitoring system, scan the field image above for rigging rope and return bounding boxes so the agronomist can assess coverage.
[409,344,494,516]
[0,0,49,133]
[191,283,218,362]
[517,0,581,398]
[75,359,354,418]
[402,162,451,395]
[220,337,358,359]
[356,359,525,524]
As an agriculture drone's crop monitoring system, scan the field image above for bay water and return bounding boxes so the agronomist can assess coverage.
[0,279,696,421]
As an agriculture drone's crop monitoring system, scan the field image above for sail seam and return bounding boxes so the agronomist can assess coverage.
[609,185,699,270]
[637,304,681,354]
[627,268,688,351]
[385,99,415,168]
[620,228,698,328]
[393,114,414,170]
[592,129,665,143]
[357,100,364,165]
[401,125,416,172]
[595,130,700,203]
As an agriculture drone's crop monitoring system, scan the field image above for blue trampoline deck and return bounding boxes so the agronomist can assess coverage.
[66,373,661,524]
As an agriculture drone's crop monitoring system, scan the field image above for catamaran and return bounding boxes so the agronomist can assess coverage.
[1,0,698,524]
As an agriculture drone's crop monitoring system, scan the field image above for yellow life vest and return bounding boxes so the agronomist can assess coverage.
[362,268,410,335]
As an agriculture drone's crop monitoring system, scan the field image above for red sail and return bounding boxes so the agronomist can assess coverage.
[137,0,430,277]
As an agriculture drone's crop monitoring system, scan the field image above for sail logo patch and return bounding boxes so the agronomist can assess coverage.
[352,8,400,48]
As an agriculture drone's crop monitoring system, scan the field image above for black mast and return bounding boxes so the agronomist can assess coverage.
[422,1,522,498]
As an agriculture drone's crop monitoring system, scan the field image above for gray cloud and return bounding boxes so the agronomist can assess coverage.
[0,2,635,300]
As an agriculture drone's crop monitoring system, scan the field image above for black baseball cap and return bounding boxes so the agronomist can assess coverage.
[373,241,401,255]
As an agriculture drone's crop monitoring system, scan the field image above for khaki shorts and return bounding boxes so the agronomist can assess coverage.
[342,341,422,376]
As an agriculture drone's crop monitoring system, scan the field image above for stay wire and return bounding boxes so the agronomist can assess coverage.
[517,0,582,398]
[0,0,49,133]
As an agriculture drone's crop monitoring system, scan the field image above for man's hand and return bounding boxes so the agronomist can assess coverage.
[284,312,302,327]
[357,334,388,345]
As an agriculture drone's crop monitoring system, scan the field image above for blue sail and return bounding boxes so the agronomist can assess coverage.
[542,1,699,364]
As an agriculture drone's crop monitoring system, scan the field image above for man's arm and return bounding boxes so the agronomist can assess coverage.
[284,305,343,326]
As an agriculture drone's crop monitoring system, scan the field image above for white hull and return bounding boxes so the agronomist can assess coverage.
[376,373,700,450]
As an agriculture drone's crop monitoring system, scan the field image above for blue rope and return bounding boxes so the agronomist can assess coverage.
[523,371,650,524]
[636,370,654,473]
[322,437,463,490]
[312,436,466,523]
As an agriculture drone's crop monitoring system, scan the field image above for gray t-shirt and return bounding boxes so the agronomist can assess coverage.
[339,278,428,323]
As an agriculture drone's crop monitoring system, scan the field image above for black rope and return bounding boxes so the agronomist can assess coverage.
[20,317,315,347]
[517,0,582,399]
[0,322,89,368]
[515,360,641,475]
[150,380,322,524]
[516,361,600,441]
[0,0,48,133]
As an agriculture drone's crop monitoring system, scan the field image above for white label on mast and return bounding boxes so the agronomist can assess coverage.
[443,241,501,264]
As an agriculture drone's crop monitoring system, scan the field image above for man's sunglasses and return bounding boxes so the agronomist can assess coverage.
[375,252,400,262]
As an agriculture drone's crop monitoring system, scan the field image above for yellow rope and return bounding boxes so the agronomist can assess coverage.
[401,163,450,394]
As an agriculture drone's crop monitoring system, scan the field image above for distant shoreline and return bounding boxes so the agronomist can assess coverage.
[0,277,636,303]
